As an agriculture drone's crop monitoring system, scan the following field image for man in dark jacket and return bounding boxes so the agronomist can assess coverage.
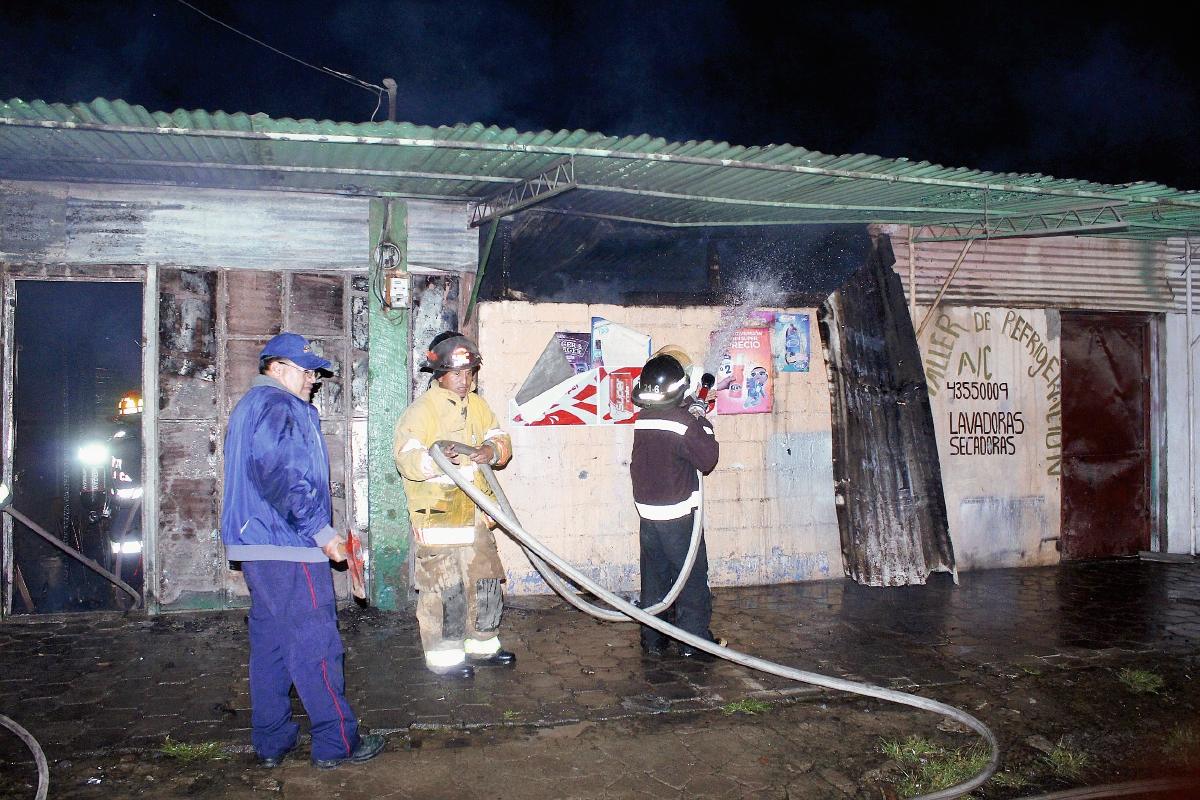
[630,350,720,658]
[221,333,384,770]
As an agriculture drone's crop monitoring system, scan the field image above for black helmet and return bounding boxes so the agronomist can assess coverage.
[632,354,689,409]
[423,331,482,374]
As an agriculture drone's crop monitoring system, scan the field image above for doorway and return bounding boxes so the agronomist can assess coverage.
[1060,311,1154,560]
[8,280,144,613]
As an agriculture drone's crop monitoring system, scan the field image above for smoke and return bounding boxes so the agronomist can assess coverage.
[702,273,789,376]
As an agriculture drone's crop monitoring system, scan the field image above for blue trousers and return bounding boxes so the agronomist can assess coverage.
[639,513,713,651]
[243,560,360,762]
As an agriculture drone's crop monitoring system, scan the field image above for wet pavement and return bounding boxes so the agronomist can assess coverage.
[1,559,1199,798]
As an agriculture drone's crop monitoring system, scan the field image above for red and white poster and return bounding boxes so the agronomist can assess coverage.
[713,327,772,415]
[510,319,650,426]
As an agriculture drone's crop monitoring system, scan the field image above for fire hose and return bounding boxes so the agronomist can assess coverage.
[0,713,48,800]
[430,441,1000,800]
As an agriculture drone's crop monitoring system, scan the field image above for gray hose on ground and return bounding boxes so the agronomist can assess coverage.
[430,443,1000,800]
[434,441,703,621]
[3,506,142,609]
[0,712,49,800]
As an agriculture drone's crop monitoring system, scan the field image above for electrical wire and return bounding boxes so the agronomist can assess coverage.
[172,0,385,111]
[371,200,407,325]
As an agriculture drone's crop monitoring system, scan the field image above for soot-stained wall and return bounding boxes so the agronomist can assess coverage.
[477,213,872,306]
[1,182,478,613]
[821,237,956,587]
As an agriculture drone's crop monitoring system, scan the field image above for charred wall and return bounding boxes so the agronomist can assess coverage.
[820,235,955,586]
[476,213,871,306]
[157,268,222,607]
[156,268,370,608]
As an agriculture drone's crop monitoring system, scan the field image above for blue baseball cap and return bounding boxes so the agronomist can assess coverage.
[260,333,332,371]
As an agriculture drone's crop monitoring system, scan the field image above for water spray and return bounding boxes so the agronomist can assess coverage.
[429,443,1000,800]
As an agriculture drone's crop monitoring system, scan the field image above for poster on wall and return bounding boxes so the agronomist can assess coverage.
[556,332,592,374]
[713,327,772,415]
[773,313,810,372]
[591,317,651,424]
[510,320,650,426]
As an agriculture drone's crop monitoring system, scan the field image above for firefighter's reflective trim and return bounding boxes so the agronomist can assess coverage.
[414,526,476,546]
[425,648,467,668]
[464,636,501,655]
[400,438,440,479]
[429,463,477,485]
[633,418,689,436]
[636,491,701,521]
[484,433,511,466]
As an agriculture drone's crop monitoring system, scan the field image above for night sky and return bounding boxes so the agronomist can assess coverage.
[1,1,1198,189]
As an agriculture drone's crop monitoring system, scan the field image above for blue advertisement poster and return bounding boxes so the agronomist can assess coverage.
[773,313,810,372]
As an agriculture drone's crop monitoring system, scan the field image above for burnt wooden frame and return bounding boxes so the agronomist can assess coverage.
[1,263,154,616]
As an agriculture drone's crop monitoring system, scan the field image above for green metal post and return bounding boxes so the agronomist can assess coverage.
[464,218,499,325]
[367,199,411,610]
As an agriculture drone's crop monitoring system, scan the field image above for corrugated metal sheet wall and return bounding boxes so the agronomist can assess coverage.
[876,225,1200,314]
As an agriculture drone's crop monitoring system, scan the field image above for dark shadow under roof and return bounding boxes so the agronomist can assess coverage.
[476,213,873,305]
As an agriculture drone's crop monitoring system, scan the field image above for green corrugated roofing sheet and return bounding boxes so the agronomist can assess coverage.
[2,97,1199,239]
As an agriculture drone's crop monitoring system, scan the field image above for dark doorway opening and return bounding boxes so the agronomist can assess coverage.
[1060,311,1154,560]
[10,280,144,613]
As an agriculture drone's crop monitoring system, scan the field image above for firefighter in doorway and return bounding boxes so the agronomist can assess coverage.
[630,348,721,659]
[393,332,515,679]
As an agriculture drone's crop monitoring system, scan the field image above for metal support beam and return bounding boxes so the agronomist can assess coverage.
[907,225,916,325]
[1188,238,1197,557]
[464,219,499,325]
[0,155,520,185]
[916,238,975,338]
[913,205,1127,242]
[469,156,576,227]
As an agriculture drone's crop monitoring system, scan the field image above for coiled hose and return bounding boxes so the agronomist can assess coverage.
[0,712,49,800]
[430,442,999,800]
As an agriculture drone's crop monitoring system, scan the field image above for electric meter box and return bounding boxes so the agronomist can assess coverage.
[385,271,410,309]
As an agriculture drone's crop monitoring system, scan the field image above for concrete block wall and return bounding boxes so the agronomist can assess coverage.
[477,301,842,596]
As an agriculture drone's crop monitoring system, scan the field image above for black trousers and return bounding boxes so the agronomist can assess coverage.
[639,512,712,650]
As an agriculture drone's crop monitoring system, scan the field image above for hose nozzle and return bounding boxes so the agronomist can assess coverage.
[698,372,715,401]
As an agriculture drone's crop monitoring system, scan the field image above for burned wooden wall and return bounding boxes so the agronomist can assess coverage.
[157,268,222,606]
[156,268,370,608]
[0,184,479,614]
[819,235,956,586]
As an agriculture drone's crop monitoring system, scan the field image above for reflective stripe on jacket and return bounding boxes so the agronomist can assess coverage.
[630,405,719,521]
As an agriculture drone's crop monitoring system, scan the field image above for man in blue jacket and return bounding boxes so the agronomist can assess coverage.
[221,333,384,770]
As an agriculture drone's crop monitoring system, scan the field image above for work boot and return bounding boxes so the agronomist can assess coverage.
[310,733,387,770]
[468,650,516,667]
[429,664,475,679]
[679,631,725,662]
[640,640,667,657]
[258,741,297,769]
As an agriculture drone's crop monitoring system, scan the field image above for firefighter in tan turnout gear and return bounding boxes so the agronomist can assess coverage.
[393,332,515,679]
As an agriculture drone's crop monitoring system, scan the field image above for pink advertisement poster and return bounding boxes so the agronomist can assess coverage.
[713,327,773,415]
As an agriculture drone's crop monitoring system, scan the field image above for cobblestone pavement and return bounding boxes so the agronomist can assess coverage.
[1,560,1199,798]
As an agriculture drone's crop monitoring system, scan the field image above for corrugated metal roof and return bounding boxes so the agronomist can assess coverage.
[877,222,1200,314]
[3,97,1200,238]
